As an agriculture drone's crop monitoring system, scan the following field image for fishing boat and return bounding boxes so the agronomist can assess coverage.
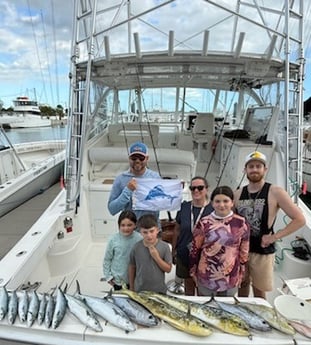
[0,96,51,128]
[0,0,310,344]
[0,128,65,217]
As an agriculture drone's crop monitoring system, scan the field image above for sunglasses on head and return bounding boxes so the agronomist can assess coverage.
[189,185,205,192]
[130,155,146,161]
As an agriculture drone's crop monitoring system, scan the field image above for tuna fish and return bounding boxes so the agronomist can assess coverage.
[214,299,272,332]
[236,298,295,335]
[110,295,159,327]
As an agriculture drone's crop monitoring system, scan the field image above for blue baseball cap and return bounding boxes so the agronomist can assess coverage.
[129,142,148,157]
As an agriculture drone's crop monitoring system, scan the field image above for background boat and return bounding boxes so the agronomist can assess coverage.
[0,96,51,128]
[0,128,65,217]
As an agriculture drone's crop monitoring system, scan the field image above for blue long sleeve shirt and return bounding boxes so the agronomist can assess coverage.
[108,168,161,221]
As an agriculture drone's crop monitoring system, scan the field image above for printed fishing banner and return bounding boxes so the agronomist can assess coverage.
[133,178,183,211]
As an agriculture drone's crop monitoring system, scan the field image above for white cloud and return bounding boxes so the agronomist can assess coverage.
[0,0,311,109]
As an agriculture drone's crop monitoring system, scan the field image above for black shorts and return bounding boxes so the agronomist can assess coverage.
[176,256,190,279]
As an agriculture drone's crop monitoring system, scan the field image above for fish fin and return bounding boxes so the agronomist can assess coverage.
[202,295,214,306]
[186,303,191,317]
[75,280,81,295]
[233,296,241,304]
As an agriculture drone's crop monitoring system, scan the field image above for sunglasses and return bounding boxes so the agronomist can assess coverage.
[189,185,205,192]
[130,155,146,161]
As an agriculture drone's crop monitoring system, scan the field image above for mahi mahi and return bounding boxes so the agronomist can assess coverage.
[118,289,213,337]
[142,291,250,336]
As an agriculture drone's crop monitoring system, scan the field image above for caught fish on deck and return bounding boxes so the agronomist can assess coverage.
[212,298,272,332]
[141,291,250,336]
[18,290,29,323]
[0,286,8,321]
[118,289,213,337]
[235,298,295,335]
[65,293,103,332]
[75,282,135,332]
[7,290,18,325]
[27,290,40,327]
[52,287,67,329]
[110,295,159,327]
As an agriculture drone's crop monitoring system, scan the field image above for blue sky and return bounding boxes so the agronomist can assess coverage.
[0,0,311,110]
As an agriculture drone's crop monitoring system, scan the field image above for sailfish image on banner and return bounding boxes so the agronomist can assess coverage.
[133,179,183,211]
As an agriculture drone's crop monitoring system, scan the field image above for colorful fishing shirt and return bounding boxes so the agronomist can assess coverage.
[189,213,250,292]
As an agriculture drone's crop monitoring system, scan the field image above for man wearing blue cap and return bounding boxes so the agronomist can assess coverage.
[234,151,305,299]
[108,141,161,222]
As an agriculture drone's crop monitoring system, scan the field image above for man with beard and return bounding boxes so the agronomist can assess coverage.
[108,142,160,223]
[234,151,305,299]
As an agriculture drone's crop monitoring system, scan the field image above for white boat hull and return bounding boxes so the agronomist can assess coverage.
[0,140,65,217]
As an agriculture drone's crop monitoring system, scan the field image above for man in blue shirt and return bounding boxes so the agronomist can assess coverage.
[108,141,161,222]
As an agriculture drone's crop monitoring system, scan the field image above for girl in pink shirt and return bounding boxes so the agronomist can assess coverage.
[189,186,249,296]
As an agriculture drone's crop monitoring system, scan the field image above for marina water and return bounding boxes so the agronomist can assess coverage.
[4,126,67,144]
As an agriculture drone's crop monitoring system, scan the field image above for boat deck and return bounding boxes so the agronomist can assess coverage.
[0,183,62,260]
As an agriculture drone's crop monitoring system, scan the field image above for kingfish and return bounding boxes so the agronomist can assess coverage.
[44,293,55,328]
[118,289,213,337]
[0,286,8,321]
[142,291,250,336]
[7,290,18,325]
[52,287,67,329]
[38,293,47,325]
[75,282,136,332]
[214,299,272,332]
[27,290,40,327]
[65,293,103,332]
[110,295,159,327]
[18,290,29,323]
[236,299,295,335]
[76,294,136,332]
